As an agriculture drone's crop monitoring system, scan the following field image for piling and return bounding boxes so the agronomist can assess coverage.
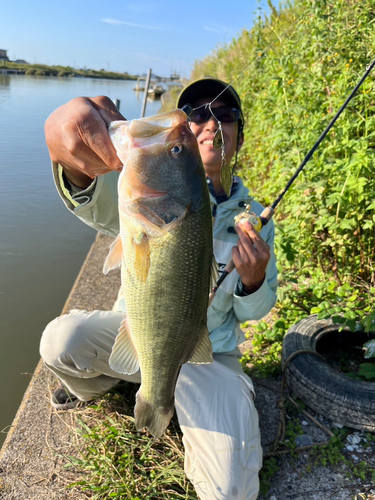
[140,68,152,118]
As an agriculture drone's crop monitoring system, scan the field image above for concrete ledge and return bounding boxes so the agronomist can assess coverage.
[0,233,120,499]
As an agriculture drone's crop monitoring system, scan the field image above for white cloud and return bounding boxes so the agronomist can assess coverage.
[101,18,124,25]
[203,23,232,35]
[203,26,223,34]
[100,18,163,30]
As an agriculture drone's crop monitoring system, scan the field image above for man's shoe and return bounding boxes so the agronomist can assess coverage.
[51,387,86,410]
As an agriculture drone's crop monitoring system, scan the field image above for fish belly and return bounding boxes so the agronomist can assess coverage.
[122,211,212,437]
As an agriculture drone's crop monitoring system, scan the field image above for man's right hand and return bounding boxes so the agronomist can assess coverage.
[45,95,126,188]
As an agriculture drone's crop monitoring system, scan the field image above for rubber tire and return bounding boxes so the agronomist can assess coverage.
[282,315,375,432]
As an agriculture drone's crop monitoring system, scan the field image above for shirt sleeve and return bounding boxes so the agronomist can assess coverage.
[52,162,120,237]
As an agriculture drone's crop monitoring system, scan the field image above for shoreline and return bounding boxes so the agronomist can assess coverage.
[0,63,137,80]
[0,68,136,80]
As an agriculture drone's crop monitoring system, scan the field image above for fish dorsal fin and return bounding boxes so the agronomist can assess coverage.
[103,235,123,274]
[109,317,140,375]
[188,329,213,364]
[133,232,150,283]
[210,255,220,293]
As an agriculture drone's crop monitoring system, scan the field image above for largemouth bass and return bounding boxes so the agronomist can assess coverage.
[104,109,214,438]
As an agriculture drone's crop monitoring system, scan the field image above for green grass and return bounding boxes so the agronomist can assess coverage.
[62,383,198,500]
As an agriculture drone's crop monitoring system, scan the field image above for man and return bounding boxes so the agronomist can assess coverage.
[40,77,278,500]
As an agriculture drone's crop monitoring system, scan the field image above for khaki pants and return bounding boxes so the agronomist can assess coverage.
[40,309,262,500]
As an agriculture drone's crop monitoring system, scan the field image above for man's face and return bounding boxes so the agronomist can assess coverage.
[188,98,243,176]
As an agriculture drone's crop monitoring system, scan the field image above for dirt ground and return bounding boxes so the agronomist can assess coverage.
[251,372,375,500]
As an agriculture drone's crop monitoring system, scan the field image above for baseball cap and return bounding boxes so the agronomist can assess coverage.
[176,77,244,125]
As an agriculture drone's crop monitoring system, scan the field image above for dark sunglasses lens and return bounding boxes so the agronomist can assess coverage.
[189,108,211,124]
[189,107,240,124]
[213,107,240,123]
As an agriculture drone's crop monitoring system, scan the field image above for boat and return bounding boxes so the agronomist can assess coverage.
[147,82,168,98]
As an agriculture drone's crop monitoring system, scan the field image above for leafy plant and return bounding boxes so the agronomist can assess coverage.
[259,457,280,496]
[2,60,136,79]
[191,0,375,379]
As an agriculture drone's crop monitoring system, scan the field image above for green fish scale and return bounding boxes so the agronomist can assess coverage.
[121,205,212,409]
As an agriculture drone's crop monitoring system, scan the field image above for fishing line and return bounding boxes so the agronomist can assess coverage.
[180,10,375,298]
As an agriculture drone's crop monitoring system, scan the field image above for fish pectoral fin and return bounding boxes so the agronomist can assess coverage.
[109,318,140,375]
[210,255,220,293]
[188,329,213,364]
[133,232,151,283]
[103,234,123,274]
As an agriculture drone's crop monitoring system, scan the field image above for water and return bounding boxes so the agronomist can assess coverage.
[0,74,162,446]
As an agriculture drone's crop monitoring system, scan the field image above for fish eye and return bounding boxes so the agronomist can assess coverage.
[170,143,184,156]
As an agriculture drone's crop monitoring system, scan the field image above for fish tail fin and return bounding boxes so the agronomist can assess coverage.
[134,392,174,439]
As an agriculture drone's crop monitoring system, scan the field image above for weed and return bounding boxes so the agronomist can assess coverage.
[240,321,283,378]
[259,457,280,496]
[309,428,375,483]
[64,385,197,500]
[193,0,375,364]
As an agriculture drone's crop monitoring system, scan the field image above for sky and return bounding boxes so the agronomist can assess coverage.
[2,0,270,78]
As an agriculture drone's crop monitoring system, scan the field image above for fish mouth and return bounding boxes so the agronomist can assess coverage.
[129,109,188,138]
[109,109,191,154]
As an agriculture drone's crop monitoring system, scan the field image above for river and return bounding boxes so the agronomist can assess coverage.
[0,74,162,446]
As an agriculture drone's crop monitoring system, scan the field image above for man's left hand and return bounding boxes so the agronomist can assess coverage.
[231,221,271,294]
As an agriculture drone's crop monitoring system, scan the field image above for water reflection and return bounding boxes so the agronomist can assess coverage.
[0,74,10,87]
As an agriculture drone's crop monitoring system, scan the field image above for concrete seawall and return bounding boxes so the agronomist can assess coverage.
[0,233,120,500]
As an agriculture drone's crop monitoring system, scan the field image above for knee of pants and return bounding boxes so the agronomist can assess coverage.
[40,312,96,368]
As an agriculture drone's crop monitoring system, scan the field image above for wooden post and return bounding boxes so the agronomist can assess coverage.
[141,68,152,118]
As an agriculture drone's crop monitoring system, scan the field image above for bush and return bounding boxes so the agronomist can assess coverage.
[192,0,375,360]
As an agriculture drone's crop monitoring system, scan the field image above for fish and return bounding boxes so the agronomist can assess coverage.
[103,109,214,438]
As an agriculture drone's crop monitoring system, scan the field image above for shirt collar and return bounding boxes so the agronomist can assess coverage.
[206,176,239,204]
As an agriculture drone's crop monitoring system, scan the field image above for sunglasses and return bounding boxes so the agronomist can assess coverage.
[188,106,241,124]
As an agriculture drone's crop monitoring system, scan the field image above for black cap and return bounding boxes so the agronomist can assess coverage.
[176,77,244,125]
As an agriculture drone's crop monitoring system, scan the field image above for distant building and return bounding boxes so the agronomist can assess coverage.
[14,59,29,64]
[0,49,9,61]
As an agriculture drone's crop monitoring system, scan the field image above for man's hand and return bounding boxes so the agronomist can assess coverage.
[231,221,270,294]
[45,95,125,188]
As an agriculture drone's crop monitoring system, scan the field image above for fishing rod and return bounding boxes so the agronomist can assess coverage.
[208,57,375,304]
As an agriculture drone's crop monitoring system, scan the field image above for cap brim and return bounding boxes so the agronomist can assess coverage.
[177,77,242,111]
